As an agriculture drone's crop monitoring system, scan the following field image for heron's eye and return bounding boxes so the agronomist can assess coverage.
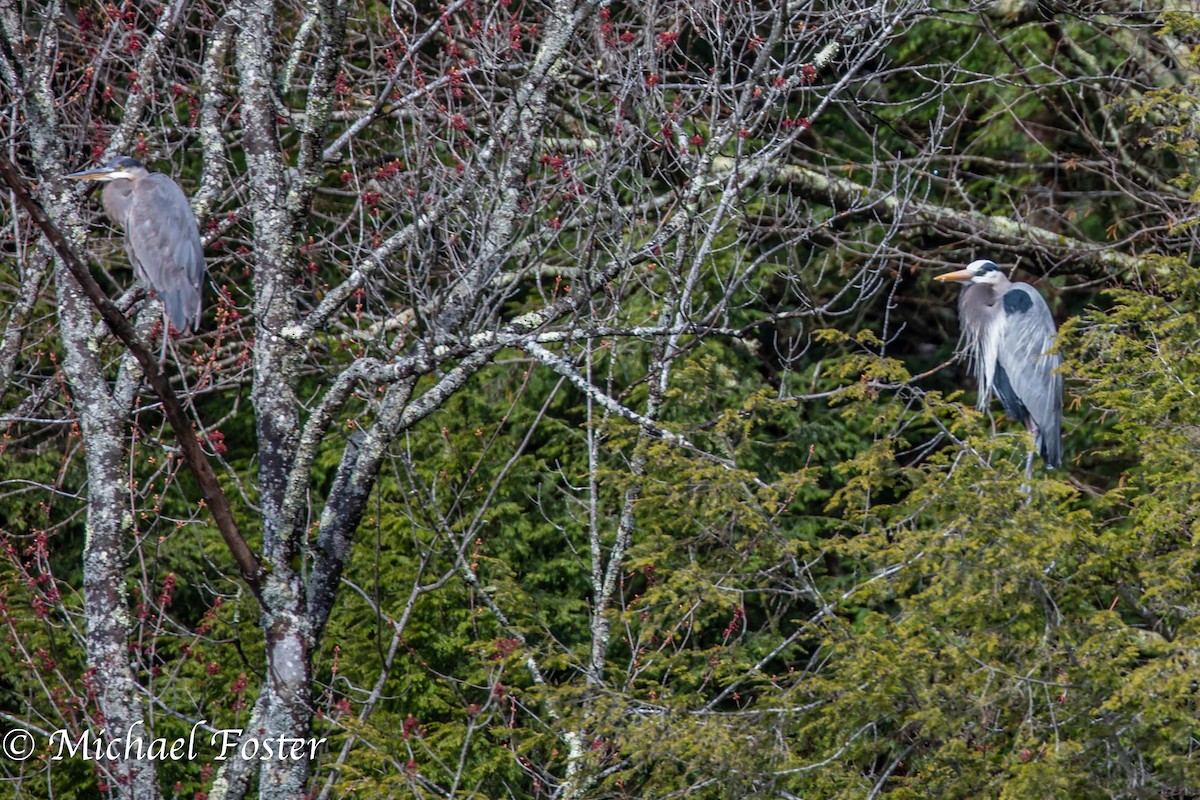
[974,265,1001,280]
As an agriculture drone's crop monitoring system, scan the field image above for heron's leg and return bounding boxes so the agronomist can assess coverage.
[1025,419,1042,480]
[159,310,169,363]
[1021,420,1036,494]
[1017,451,1034,498]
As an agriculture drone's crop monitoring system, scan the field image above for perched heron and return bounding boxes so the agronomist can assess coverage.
[936,259,1062,469]
[66,156,204,352]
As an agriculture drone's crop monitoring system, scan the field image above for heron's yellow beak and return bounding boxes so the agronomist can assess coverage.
[64,167,121,180]
[934,269,973,283]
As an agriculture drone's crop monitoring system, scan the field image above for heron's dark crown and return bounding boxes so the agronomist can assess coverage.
[104,155,145,170]
[971,260,1000,273]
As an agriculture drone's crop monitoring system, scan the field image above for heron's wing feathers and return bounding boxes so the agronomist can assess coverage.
[996,284,1062,466]
[126,174,205,331]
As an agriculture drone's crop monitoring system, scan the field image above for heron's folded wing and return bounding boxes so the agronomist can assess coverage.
[126,174,204,330]
[996,284,1062,465]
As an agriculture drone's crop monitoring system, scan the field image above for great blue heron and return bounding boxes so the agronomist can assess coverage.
[936,259,1062,469]
[65,156,204,352]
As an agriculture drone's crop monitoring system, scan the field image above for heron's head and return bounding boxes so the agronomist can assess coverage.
[934,259,1004,285]
[65,155,148,182]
